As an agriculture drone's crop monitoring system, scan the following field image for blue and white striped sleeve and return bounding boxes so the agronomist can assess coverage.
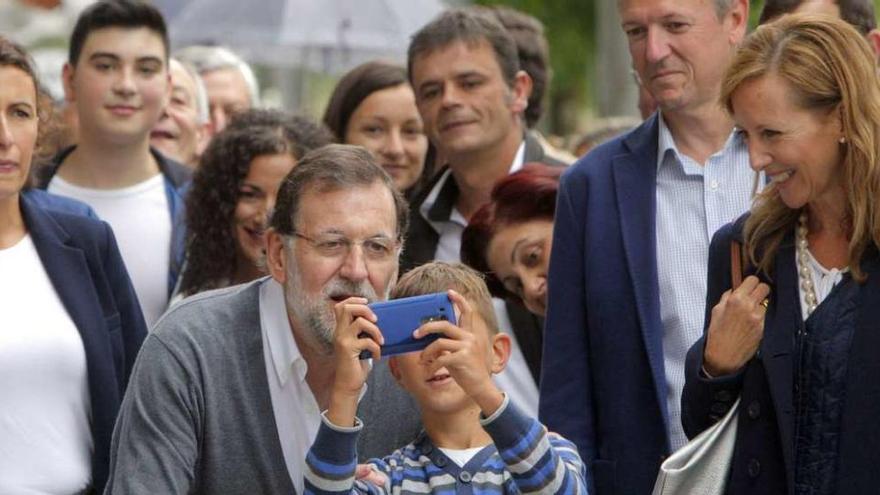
[483,396,589,495]
[303,413,389,495]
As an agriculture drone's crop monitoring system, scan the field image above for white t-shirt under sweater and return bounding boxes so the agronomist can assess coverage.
[439,446,486,467]
[0,234,92,493]
[48,174,171,328]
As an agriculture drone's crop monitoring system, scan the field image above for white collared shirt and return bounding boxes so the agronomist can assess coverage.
[419,141,526,261]
[260,278,322,495]
[655,113,756,450]
[417,141,539,417]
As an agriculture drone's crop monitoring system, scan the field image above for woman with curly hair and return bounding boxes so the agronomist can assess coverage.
[177,109,333,297]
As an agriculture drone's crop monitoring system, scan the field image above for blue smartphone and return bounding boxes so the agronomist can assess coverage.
[359,292,457,359]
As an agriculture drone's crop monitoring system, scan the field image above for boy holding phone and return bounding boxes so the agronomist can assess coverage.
[305,262,587,494]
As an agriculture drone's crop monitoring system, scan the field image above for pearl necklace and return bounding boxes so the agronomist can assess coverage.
[796,212,818,316]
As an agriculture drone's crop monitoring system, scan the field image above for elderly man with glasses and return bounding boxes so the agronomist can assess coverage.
[105,145,421,495]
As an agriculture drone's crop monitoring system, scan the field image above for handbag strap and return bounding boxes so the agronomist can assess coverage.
[730,241,743,289]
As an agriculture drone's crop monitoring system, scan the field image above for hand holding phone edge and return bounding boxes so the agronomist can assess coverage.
[414,290,507,417]
[328,297,382,428]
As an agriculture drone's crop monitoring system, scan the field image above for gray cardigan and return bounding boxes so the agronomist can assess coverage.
[105,280,421,494]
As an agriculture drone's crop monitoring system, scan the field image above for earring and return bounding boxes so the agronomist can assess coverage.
[839,136,846,144]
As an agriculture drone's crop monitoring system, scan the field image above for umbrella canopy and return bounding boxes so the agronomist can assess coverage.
[169,0,445,73]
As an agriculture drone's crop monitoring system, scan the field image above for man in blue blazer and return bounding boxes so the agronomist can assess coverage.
[539,0,754,493]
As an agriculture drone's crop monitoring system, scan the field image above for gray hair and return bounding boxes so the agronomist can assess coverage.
[170,58,209,124]
[174,45,260,107]
[617,0,734,19]
[270,144,409,242]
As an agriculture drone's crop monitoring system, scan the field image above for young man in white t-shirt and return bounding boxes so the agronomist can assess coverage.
[37,1,191,327]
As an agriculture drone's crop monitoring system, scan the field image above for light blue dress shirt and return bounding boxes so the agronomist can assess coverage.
[655,114,757,450]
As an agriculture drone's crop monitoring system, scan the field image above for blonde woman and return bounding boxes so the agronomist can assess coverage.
[682,16,880,494]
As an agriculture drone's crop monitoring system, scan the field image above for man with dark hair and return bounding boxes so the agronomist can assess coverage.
[403,8,569,419]
[34,0,190,328]
[760,0,880,57]
[106,145,421,494]
[540,0,755,493]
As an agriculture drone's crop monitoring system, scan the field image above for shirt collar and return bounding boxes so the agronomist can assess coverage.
[656,111,678,171]
[259,277,308,387]
[656,111,745,171]
[420,140,527,229]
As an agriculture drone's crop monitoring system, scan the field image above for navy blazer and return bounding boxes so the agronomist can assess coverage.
[682,218,880,494]
[539,114,670,495]
[19,194,147,492]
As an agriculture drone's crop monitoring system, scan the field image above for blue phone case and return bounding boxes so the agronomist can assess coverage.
[360,292,456,359]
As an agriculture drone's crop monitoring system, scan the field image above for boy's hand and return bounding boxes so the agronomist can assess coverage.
[356,464,388,487]
[328,297,383,427]
[414,290,504,415]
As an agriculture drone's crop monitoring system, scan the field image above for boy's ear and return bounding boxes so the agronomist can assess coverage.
[387,357,404,385]
[62,63,76,103]
[489,333,511,375]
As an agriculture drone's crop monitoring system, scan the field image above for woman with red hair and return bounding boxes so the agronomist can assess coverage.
[461,163,562,317]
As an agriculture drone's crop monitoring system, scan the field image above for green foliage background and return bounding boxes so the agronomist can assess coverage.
[473,0,594,134]
[474,0,880,136]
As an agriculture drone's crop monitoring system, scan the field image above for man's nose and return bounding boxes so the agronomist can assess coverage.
[645,27,672,64]
[211,106,228,132]
[0,116,12,148]
[339,243,369,283]
[440,81,462,108]
[113,67,137,96]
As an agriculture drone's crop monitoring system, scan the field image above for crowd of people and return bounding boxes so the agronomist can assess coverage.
[2,0,880,494]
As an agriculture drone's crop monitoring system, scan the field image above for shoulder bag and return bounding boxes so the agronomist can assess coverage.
[651,241,745,495]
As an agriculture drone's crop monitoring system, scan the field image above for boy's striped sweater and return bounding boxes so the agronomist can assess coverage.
[304,396,588,494]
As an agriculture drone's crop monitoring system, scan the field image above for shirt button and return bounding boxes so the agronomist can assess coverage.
[434,456,447,467]
[459,471,472,483]
[710,179,720,190]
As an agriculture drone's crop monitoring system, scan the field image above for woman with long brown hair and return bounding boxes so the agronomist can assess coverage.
[682,16,880,494]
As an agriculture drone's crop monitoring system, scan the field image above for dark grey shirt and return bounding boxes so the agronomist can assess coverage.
[105,281,421,494]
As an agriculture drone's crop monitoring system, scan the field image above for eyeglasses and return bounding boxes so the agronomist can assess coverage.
[290,231,399,263]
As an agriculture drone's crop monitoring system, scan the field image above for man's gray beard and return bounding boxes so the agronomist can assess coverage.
[283,257,389,354]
